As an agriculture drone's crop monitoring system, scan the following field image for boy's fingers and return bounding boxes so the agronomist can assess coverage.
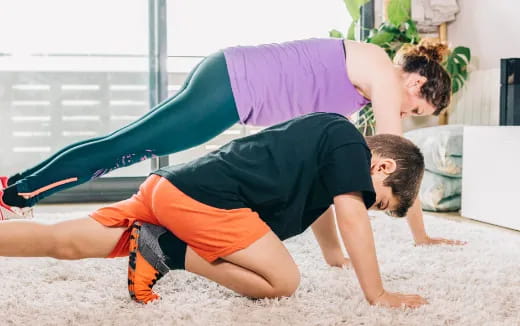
[451,239,467,245]
[404,299,427,308]
[398,293,427,300]
[441,238,467,246]
[379,292,428,309]
[398,294,428,307]
[417,237,467,246]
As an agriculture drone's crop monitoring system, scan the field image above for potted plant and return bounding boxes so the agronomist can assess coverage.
[330,0,471,135]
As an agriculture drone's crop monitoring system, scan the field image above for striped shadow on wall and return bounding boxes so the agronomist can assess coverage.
[448,69,500,126]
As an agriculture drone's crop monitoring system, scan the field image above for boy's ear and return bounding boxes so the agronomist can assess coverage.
[372,157,397,175]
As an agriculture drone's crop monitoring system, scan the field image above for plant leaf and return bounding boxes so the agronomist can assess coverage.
[404,20,420,43]
[347,21,357,40]
[452,76,462,93]
[354,0,370,7]
[343,0,370,41]
[369,30,394,46]
[380,23,400,34]
[343,0,370,23]
[387,0,411,26]
[343,0,361,21]
[329,29,344,39]
[445,46,471,94]
[355,105,376,136]
[451,46,471,64]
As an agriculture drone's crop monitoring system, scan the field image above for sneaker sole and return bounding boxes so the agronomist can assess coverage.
[128,222,163,304]
[0,205,23,220]
[128,222,142,302]
[0,206,33,220]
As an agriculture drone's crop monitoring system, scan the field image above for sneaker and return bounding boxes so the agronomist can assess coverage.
[0,191,23,221]
[0,176,8,189]
[0,176,33,220]
[0,204,24,220]
[128,222,170,304]
[0,194,33,220]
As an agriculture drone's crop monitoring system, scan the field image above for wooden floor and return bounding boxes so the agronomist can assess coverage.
[424,211,519,235]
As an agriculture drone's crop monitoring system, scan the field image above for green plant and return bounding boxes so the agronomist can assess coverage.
[445,46,471,93]
[330,0,471,135]
[330,0,370,40]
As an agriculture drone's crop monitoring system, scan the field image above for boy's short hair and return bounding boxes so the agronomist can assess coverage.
[365,134,425,217]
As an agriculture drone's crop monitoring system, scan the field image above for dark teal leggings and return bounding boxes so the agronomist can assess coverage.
[3,51,239,207]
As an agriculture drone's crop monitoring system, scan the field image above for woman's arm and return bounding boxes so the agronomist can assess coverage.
[345,41,403,135]
[407,199,467,245]
[346,41,466,245]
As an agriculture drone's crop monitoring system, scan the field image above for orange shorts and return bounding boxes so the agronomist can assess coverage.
[90,174,270,262]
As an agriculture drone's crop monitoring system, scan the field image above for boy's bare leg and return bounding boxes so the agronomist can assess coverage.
[186,231,300,298]
[3,219,301,302]
[0,218,125,259]
[131,230,300,303]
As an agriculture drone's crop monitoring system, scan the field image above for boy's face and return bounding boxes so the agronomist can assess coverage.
[369,156,399,212]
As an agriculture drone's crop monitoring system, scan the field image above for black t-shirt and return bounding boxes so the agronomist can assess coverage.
[154,113,375,240]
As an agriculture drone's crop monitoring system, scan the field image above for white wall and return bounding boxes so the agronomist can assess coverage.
[448,0,520,70]
[445,0,520,126]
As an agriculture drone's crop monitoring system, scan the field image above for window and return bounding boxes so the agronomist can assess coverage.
[0,0,150,178]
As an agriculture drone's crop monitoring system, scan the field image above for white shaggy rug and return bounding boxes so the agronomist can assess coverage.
[0,210,519,326]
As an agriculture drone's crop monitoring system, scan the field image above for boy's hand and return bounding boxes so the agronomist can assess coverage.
[370,290,428,309]
[414,235,467,246]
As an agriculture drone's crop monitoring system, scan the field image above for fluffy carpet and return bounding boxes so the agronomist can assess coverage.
[0,210,518,326]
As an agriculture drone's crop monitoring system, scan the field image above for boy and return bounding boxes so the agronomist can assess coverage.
[0,113,426,308]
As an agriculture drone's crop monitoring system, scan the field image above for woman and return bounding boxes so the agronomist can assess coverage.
[1,38,450,215]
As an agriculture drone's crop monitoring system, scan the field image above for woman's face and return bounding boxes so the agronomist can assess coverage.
[400,73,437,119]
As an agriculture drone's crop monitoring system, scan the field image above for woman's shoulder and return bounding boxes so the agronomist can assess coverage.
[345,41,394,83]
[345,40,390,63]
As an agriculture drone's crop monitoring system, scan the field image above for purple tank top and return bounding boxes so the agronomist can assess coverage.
[223,38,370,126]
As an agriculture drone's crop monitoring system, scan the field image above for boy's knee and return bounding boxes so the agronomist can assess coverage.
[275,275,300,297]
[270,266,301,298]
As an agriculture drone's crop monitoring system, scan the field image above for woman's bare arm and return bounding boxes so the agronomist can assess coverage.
[345,41,403,135]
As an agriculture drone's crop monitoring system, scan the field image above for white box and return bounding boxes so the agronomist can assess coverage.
[461,126,520,231]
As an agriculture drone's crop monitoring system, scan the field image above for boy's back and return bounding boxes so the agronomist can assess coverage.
[155,113,376,240]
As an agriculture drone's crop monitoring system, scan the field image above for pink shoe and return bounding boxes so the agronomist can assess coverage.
[0,176,33,220]
[0,176,8,189]
[0,193,22,221]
